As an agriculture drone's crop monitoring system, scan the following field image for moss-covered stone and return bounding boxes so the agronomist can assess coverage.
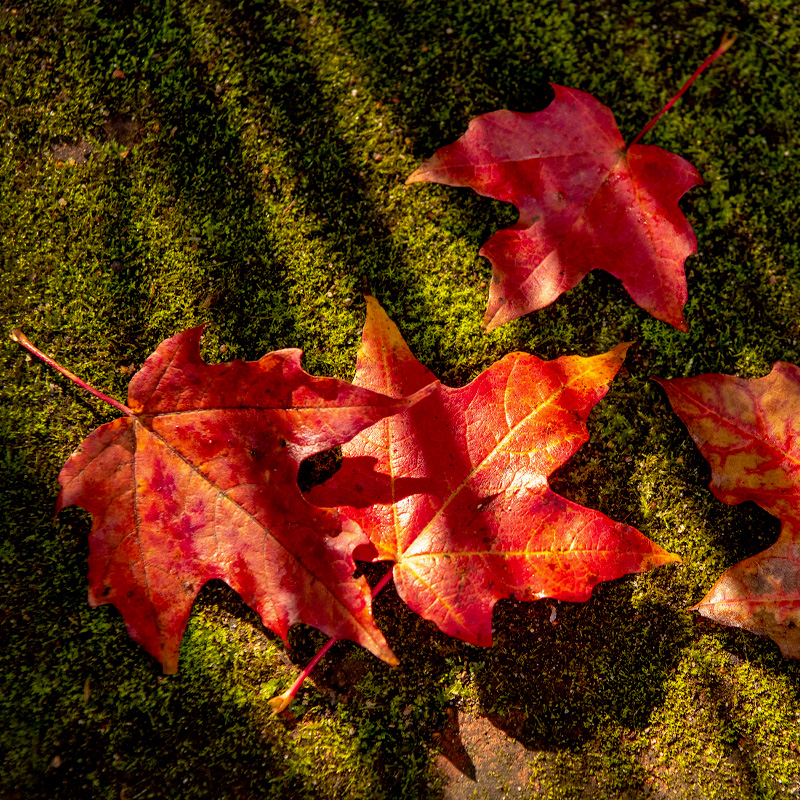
[2,0,800,797]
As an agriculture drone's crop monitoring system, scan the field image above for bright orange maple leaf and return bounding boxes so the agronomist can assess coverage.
[310,297,679,646]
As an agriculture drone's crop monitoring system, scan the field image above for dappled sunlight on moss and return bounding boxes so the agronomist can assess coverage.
[3,0,800,797]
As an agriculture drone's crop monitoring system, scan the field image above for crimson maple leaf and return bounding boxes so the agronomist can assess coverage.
[309,297,679,645]
[46,327,434,672]
[407,84,702,332]
[657,366,800,658]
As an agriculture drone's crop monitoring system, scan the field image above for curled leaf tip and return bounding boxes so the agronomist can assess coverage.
[405,166,426,185]
[611,342,634,358]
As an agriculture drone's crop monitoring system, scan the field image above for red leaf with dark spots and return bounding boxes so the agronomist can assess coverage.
[52,327,433,672]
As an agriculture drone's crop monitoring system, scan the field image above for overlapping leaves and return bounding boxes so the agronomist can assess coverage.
[43,302,679,674]
[23,46,744,677]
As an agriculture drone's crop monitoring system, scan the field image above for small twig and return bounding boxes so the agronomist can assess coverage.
[10,329,134,417]
[269,567,395,713]
[629,32,736,148]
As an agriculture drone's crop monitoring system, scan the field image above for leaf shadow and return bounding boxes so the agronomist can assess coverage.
[474,584,687,747]
[284,573,692,797]
[304,454,434,506]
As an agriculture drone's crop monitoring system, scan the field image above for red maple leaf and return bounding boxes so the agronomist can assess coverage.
[17,327,433,672]
[407,40,734,332]
[657,366,800,658]
[310,297,679,647]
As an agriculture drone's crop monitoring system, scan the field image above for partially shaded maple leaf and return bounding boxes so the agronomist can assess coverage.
[310,297,679,645]
[407,85,702,332]
[657,366,800,657]
[48,327,434,672]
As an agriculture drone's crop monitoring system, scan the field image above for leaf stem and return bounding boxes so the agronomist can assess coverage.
[10,329,135,417]
[268,567,395,714]
[628,33,736,148]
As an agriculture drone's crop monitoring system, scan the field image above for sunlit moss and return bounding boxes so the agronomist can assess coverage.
[2,0,800,797]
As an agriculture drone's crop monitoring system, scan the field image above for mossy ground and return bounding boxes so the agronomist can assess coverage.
[1,1,799,798]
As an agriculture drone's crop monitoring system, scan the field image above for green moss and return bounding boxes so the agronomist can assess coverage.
[3,0,800,797]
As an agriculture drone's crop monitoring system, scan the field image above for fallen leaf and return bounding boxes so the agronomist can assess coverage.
[310,297,678,645]
[407,85,701,332]
[55,326,433,671]
[657,366,800,657]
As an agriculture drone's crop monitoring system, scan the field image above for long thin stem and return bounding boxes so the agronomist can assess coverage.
[269,567,395,714]
[629,32,736,148]
[10,329,134,417]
